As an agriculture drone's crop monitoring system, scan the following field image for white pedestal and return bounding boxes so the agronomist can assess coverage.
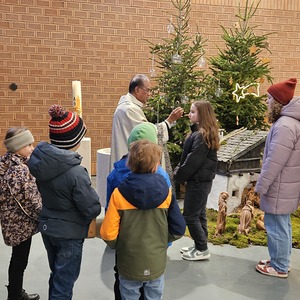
[77,137,91,177]
[96,148,111,207]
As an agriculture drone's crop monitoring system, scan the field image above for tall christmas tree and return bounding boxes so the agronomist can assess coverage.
[145,0,206,166]
[206,0,272,133]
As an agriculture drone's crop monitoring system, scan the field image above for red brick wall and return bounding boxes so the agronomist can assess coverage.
[1,0,299,174]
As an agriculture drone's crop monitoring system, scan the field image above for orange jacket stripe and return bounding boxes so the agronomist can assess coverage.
[100,188,172,241]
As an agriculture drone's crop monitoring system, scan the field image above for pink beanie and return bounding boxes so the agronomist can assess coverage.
[267,78,297,105]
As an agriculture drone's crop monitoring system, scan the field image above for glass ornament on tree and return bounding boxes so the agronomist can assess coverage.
[215,79,223,97]
[198,56,206,68]
[181,94,189,104]
[172,52,182,64]
[149,53,156,77]
[167,17,175,34]
[172,43,182,64]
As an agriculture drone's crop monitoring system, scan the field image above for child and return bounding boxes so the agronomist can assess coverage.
[106,122,171,211]
[0,127,42,300]
[106,122,172,300]
[101,140,185,300]
[174,100,220,261]
[28,105,101,299]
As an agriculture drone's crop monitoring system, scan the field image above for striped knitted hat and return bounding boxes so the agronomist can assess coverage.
[48,104,87,150]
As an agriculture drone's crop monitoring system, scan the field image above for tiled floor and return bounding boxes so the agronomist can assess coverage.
[1,176,299,299]
[1,218,300,300]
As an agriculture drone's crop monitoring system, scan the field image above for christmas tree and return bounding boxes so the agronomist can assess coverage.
[145,0,206,166]
[206,0,272,133]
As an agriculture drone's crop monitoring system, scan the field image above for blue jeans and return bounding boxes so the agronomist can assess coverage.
[119,274,164,300]
[183,181,212,251]
[264,213,292,273]
[42,234,84,300]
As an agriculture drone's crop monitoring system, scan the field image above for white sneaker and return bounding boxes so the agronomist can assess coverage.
[181,248,210,261]
[180,246,195,254]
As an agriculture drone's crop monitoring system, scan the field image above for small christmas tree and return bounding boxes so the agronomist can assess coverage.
[145,0,206,166]
[206,0,273,133]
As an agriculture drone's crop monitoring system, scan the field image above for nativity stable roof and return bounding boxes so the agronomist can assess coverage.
[217,128,268,175]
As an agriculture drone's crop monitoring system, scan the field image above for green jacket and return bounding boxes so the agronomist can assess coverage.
[100,172,186,281]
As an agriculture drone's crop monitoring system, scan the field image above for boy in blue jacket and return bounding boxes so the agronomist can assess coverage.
[101,140,185,300]
[106,122,171,212]
[106,122,173,299]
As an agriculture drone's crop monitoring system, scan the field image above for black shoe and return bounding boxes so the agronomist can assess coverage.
[8,291,40,300]
[6,286,39,300]
[19,290,40,300]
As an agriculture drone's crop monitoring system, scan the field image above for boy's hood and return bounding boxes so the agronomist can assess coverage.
[118,172,170,210]
[28,142,82,182]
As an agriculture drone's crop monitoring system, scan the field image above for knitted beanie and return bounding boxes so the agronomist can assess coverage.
[3,130,34,153]
[127,122,157,148]
[267,78,297,105]
[48,104,87,150]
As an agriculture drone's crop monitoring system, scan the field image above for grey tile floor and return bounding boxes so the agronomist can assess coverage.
[1,218,300,300]
[1,176,299,299]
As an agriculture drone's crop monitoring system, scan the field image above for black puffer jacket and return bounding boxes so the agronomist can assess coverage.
[173,124,218,184]
[28,142,101,239]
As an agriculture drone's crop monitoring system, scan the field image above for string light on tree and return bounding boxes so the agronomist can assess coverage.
[232,82,260,103]
[232,82,260,125]
[247,83,260,96]
[232,83,245,103]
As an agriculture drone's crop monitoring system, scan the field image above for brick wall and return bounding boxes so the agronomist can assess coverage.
[1,0,299,174]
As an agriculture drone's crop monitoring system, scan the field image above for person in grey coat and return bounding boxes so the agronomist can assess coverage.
[255,78,300,278]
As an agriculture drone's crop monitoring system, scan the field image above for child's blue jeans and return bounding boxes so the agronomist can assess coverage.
[42,234,83,300]
[119,274,164,300]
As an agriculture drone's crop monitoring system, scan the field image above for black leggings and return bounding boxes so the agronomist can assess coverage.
[8,237,32,299]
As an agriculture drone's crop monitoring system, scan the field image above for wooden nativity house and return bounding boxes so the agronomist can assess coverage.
[207,128,268,213]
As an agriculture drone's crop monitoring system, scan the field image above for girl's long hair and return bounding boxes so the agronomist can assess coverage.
[193,100,220,151]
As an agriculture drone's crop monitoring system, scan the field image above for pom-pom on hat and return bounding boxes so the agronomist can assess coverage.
[48,104,87,150]
[127,123,157,149]
[267,78,297,105]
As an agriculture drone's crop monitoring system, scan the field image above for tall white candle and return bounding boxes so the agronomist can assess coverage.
[72,80,82,117]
